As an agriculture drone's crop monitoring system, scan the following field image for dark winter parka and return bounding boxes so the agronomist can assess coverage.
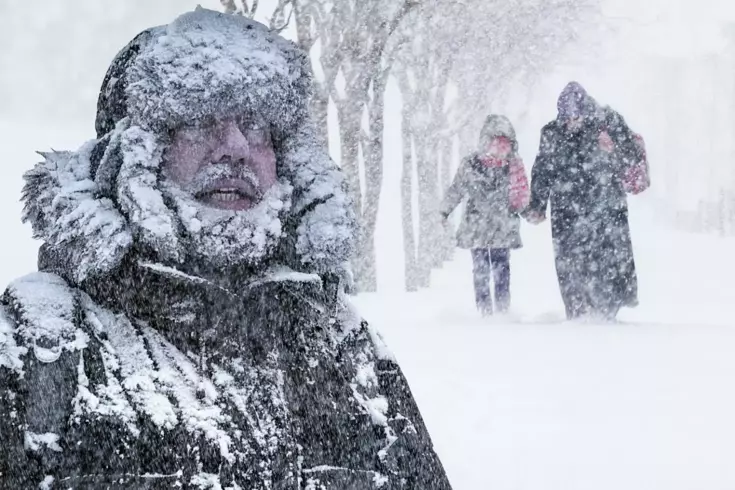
[0,9,451,490]
[528,84,645,318]
[441,115,529,249]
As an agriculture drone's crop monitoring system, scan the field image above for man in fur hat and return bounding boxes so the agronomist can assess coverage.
[0,8,451,489]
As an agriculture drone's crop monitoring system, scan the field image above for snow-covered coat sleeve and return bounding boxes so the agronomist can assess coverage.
[601,109,649,194]
[238,279,453,488]
[335,319,452,489]
[0,304,34,487]
[0,299,77,489]
[440,158,471,218]
[528,125,557,216]
[622,133,650,194]
[603,108,642,169]
[374,356,451,488]
[0,274,100,489]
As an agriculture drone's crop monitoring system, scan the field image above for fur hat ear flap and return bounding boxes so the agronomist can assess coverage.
[92,123,125,199]
[21,142,134,284]
[20,116,185,286]
[113,121,184,264]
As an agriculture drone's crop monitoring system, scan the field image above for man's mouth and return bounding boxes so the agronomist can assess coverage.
[200,188,249,202]
[194,179,260,210]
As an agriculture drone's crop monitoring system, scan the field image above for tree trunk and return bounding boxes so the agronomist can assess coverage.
[357,75,388,292]
[401,102,418,292]
[311,86,330,148]
[415,129,440,288]
[291,3,330,147]
[437,134,455,263]
[337,97,371,289]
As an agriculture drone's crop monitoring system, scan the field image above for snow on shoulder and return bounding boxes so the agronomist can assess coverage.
[5,273,87,364]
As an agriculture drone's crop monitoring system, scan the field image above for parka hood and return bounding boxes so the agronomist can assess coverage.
[479,114,518,152]
[22,8,356,286]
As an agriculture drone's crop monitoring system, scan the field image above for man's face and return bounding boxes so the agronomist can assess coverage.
[566,116,583,132]
[162,117,277,211]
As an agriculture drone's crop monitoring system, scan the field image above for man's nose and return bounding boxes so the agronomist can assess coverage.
[211,120,250,163]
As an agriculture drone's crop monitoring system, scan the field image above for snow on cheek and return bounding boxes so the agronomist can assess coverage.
[24,432,62,452]
[174,195,203,234]
[165,132,212,186]
[118,125,182,262]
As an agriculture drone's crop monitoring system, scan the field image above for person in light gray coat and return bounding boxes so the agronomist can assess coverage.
[440,115,530,316]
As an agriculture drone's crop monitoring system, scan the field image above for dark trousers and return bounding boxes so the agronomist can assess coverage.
[471,248,510,315]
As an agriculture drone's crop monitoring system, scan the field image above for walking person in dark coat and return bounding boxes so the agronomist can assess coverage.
[441,115,530,316]
[525,82,650,320]
[0,9,452,489]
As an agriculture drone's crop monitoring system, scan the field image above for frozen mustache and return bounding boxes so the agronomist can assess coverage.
[185,159,261,197]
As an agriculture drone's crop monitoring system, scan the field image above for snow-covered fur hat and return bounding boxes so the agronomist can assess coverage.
[22,8,356,285]
[95,8,310,138]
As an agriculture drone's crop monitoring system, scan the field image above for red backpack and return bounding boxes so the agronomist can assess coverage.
[622,133,650,194]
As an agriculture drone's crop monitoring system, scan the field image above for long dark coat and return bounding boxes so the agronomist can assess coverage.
[0,254,451,489]
[528,108,643,318]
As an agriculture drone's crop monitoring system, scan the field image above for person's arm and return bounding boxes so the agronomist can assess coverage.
[439,159,469,219]
[340,319,453,489]
[527,126,556,220]
[509,156,530,212]
[603,109,650,194]
[604,108,643,168]
[622,133,650,194]
[0,306,44,488]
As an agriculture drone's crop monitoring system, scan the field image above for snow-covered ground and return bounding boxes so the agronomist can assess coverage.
[355,202,735,490]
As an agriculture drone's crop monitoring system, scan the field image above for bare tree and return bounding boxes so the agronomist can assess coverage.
[222,0,600,293]
[394,0,601,291]
[394,4,463,289]
[220,0,260,17]
[272,0,416,292]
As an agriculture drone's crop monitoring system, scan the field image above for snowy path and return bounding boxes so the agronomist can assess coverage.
[355,202,735,490]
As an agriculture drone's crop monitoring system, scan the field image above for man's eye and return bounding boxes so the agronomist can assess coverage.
[177,128,202,141]
[175,120,214,140]
[237,115,269,132]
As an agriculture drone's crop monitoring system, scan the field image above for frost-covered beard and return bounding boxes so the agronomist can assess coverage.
[161,178,293,270]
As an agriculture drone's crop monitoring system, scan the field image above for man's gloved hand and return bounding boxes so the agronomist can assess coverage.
[523,209,546,225]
